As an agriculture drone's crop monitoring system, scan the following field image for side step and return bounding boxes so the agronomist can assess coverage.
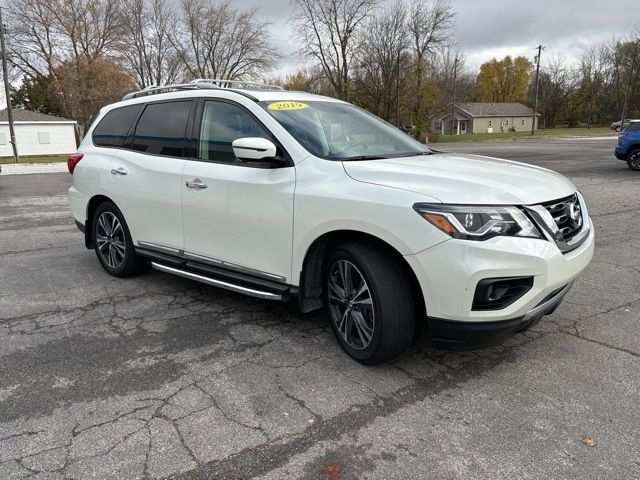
[150,262,283,301]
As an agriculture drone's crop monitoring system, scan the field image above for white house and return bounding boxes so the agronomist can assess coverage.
[0,108,77,157]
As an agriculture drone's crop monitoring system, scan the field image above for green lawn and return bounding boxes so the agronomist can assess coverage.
[433,127,614,143]
[0,154,68,164]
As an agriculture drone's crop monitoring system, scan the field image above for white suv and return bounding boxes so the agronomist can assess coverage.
[68,80,594,364]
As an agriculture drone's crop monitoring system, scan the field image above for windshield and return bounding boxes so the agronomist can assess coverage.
[260,100,431,160]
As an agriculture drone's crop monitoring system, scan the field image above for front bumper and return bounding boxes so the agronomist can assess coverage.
[404,222,594,347]
[428,280,573,350]
[614,146,627,160]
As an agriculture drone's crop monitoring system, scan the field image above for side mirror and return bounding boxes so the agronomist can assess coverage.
[232,137,278,161]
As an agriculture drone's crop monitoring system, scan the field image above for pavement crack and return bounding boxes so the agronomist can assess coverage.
[560,330,640,359]
[0,429,46,442]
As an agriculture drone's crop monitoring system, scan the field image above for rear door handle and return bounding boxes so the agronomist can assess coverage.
[110,167,128,176]
[186,178,208,189]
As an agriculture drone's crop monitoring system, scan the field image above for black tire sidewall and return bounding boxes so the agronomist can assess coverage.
[324,243,415,364]
[627,150,640,171]
[92,202,138,277]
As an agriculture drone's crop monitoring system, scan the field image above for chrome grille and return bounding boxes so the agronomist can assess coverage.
[541,194,583,240]
[524,192,590,254]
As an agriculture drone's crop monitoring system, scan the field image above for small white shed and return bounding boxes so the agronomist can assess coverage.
[0,108,77,157]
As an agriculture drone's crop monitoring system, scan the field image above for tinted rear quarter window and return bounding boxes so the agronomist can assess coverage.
[130,101,192,157]
[92,105,141,147]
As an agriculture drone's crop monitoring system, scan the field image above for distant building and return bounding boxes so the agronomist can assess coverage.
[0,108,77,157]
[434,102,539,135]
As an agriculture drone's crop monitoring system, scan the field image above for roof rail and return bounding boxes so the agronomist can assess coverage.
[122,82,219,100]
[192,79,285,91]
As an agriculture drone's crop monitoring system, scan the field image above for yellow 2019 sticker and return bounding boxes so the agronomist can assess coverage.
[268,101,309,111]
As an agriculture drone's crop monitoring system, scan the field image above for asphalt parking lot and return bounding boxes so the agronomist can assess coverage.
[1,136,639,479]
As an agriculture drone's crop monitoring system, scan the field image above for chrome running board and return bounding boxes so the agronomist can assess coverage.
[150,262,283,301]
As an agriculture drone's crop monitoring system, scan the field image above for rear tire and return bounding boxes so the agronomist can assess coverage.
[324,242,415,364]
[92,202,144,277]
[627,149,640,171]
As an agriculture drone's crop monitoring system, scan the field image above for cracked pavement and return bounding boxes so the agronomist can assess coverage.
[1,136,639,479]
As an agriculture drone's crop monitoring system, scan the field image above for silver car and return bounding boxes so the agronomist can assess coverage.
[611,119,640,132]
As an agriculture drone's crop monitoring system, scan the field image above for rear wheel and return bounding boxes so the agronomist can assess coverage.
[92,202,144,277]
[324,242,415,364]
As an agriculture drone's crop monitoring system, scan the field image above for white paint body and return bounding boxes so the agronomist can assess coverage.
[68,89,594,324]
[0,122,77,157]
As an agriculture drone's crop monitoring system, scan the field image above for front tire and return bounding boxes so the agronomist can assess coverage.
[324,242,415,364]
[92,202,144,277]
[627,149,640,171]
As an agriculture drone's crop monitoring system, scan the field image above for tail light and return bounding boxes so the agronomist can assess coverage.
[67,153,84,174]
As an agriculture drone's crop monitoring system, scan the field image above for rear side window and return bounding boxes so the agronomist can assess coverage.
[92,105,141,147]
[130,101,192,157]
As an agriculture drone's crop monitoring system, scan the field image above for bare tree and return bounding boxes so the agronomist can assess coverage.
[407,0,455,139]
[6,0,125,77]
[123,0,182,88]
[174,0,277,80]
[290,0,377,101]
[534,56,576,128]
[5,0,128,130]
[6,0,59,77]
[355,2,408,121]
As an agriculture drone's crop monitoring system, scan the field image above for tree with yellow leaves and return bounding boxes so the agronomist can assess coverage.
[474,56,533,103]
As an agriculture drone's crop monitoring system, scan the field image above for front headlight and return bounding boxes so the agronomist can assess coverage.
[413,203,541,241]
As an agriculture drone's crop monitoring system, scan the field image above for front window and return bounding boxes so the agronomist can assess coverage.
[624,122,640,132]
[260,100,431,160]
[199,101,270,163]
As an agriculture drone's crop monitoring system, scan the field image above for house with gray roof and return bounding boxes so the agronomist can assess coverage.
[434,102,539,135]
[0,108,77,157]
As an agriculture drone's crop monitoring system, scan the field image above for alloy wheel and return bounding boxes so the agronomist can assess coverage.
[327,260,375,350]
[96,212,126,269]
[629,152,640,170]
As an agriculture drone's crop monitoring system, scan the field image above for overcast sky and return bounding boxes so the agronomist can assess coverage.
[234,0,639,75]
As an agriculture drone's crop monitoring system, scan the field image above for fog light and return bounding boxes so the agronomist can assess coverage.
[472,277,534,311]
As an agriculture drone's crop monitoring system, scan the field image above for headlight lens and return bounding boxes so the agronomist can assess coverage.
[413,203,541,240]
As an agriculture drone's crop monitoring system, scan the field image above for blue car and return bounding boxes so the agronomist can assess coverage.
[615,120,640,171]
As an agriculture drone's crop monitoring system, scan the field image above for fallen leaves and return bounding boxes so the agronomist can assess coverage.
[581,436,598,447]
[321,462,342,479]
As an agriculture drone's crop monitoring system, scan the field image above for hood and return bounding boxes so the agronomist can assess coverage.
[342,152,577,205]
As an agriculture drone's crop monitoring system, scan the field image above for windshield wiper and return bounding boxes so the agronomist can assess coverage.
[341,155,388,161]
[407,151,432,156]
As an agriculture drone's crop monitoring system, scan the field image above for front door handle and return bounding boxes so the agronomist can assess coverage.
[186,178,208,189]
[110,167,128,176]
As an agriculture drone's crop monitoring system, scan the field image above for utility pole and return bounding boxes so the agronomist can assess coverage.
[621,40,639,129]
[450,56,458,135]
[587,63,596,130]
[396,49,400,127]
[531,44,543,136]
[0,7,18,163]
